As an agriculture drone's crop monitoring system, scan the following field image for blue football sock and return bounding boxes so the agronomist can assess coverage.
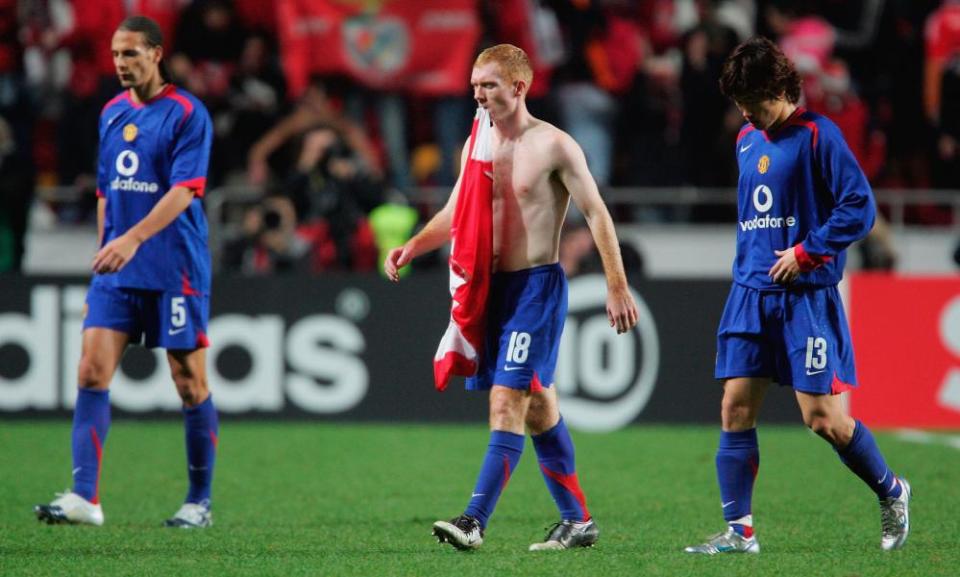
[183,395,219,505]
[836,420,902,500]
[716,429,759,527]
[71,388,111,503]
[532,417,590,521]
[464,430,524,528]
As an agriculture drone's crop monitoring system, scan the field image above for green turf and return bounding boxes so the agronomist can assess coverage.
[0,422,957,576]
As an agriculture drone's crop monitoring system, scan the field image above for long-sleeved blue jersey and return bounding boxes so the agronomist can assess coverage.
[94,85,213,294]
[732,108,875,290]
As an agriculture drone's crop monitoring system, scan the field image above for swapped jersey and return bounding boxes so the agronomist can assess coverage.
[733,108,875,290]
[95,85,212,294]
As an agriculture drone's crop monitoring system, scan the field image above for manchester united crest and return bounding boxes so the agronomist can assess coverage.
[758,155,770,174]
[123,123,138,142]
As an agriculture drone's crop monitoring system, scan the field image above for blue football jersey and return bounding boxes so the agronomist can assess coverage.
[732,108,876,290]
[94,85,212,294]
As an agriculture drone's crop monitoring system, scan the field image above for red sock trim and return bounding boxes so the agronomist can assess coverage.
[501,455,512,491]
[90,427,103,505]
[540,465,591,521]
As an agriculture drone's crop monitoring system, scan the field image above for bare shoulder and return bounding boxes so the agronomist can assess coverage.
[527,120,581,162]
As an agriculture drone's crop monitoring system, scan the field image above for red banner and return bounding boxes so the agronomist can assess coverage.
[849,274,960,428]
[277,0,479,97]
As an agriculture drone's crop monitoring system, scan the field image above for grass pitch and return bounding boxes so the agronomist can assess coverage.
[0,422,957,577]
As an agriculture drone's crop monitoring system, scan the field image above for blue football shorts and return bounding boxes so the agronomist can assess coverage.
[715,282,857,395]
[466,263,568,392]
[83,284,210,350]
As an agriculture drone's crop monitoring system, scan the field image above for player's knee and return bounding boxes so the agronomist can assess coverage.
[172,373,208,406]
[489,396,523,430]
[804,413,843,444]
[77,355,111,389]
[720,398,755,430]
[524,409,553,435]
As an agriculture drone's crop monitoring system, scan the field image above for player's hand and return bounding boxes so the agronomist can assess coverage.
[92,234,141,274]
[607,285,639,334]
[769,247,801,284]
[384,244,414,282]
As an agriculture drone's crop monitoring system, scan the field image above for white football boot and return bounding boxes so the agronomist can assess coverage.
[164,502,213,528]
[684,527,760,555]
[35,491,104,526]
[880,478,911,551]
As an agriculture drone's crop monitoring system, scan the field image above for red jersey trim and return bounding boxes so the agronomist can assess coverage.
[181,271,202,296]
[530,372,544,394]
[174,177,207,198]
[783,107,819,151]
[95,188,105,198]
[736,125,756,144]
[830,372,856,395]
[124,84,176,110]
[795,243,833,272]
[163,88,195,130]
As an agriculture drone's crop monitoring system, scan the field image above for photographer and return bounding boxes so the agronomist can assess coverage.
[221,195,309,274]
[283,127,383,271]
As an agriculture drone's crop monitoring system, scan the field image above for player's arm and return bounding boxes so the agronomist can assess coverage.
[97,198,105,247]
[384,139,470,281]
[555,131,638,334]
[769,122,876,282]
[92,186,196,274]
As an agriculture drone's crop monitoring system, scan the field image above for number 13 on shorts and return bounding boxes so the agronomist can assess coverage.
[805,336,827,371]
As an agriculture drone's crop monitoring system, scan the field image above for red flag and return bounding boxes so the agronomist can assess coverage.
[433,108,494,391]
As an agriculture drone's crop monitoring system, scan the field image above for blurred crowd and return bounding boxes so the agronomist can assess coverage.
[0,0,959,275]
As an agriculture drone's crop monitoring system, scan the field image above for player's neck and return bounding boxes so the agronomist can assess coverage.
[492,103,533,140]
[129,77,167,105]
[766,101,798,134]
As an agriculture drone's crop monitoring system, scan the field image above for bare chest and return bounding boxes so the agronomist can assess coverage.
[490,141,554,201]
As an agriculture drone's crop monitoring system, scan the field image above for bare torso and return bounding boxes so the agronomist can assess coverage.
[490,119,570,271]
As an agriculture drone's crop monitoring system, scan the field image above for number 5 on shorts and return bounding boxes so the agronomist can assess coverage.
[171,296,187,328]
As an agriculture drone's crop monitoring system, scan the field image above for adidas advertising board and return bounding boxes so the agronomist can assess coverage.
[0,275,806,426]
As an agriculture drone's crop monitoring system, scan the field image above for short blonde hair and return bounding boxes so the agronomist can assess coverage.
[474,44,533,88]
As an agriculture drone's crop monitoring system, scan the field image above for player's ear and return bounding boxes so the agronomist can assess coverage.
[514,80,526,96]
[153,45,164,65]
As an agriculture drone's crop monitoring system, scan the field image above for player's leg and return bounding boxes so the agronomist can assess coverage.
[795,392,910,550]
[685,377,767,554]
[35,327,129,525]
[526,386,598,551]
[789,286,909,550]
[717,376,767,533]
[687,283,769,554]
[152,290,217,528]
[164,347,217,528]
[433,385,529,550]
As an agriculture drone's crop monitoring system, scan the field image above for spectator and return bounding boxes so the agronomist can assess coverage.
[216,31,286,181]
[0,114,34,273]
[283,128,383,271]
[806,59,886,182]
[925,0,960,189]
[246,76,382,187]
[679,17,739,188]
[221,195,309,275]
[549,0,643,187]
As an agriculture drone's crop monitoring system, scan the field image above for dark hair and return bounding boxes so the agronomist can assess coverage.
[719,36,802,104]
[117,16,171,83]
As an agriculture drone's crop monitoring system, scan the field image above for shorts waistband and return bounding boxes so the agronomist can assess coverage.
[493,262,563,279]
